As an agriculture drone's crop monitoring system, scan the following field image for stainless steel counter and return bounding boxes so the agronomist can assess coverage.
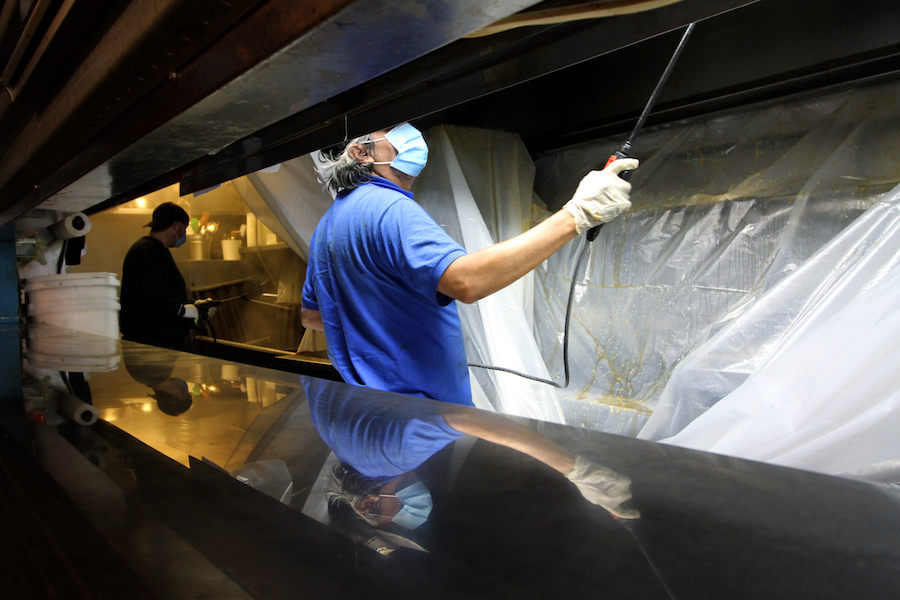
[21,326,900,600]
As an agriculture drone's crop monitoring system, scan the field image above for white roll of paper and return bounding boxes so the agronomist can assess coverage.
[49,212,92,240]
[58,394,99,426]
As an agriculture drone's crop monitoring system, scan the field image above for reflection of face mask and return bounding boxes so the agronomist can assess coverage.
[380,481,432,529]
[372,123,428,177]
[174,225,187,248]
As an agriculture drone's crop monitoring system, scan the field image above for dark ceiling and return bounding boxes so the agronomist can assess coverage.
[2,0,900,230]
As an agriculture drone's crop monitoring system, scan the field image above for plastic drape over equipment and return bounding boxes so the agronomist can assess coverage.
[232,155,334,262]
[532,78,900,477]
[415,126,565,424]
[232,155,335,306]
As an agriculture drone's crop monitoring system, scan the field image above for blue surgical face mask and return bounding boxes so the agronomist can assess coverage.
[174,225,187,248]
[371,123,428,177]
[380,481,432,529]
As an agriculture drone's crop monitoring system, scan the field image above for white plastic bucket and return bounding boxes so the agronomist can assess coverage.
[221,239,242,260]
[23,273,121,339]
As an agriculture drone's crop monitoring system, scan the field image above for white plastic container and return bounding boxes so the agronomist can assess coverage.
[23,272,121,339]
[26,322,121,371]
[221,239,242,260]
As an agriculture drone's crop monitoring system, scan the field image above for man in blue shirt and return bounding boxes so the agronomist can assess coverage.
[301,123,637,407]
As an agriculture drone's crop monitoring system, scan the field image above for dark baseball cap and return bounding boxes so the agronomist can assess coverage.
[144,202,189,229]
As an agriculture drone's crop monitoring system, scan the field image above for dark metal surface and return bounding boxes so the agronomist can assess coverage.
[486,0,900,153]
[0,424,158,600]
[174,0,900,196]
[91,423,454,600]
[28,328,900,599]
[7,0,900,229]
[192,335,342,381]
[175,0,760,196]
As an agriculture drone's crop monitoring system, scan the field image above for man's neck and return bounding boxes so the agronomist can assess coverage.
[371,166,415,191]
[148,230,171,248]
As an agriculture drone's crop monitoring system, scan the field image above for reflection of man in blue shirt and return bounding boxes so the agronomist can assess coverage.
[304,376,461,530]
[306,377,463,484]
[303,377,638,535]
[301,122,637,406]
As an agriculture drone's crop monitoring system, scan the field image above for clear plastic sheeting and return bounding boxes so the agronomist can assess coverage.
[657,190,900,479]
[415,125,565,424]
[639,189,900,443]
[533,79,900,441]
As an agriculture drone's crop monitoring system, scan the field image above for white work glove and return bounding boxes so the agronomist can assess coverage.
[564,158,639,235]
[566,455,640,519]
[182,304,200,320]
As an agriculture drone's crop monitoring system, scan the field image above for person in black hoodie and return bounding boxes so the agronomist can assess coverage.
[120,202,215,350]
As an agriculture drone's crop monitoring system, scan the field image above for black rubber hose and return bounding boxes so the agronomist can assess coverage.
[468,231,595,388]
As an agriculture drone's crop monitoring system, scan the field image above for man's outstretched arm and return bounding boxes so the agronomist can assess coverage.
[437,158,637,304]
[301,306,324,331]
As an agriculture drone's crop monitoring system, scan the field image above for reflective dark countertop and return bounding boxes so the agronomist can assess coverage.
[21,327,900,600]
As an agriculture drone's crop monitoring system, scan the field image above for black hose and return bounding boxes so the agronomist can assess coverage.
[468,232,595,388]
[56,239,68,274]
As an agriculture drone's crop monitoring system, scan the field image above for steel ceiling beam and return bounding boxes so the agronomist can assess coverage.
[4,0,543,228]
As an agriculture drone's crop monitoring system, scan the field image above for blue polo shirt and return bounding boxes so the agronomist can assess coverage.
[302,177,472,406]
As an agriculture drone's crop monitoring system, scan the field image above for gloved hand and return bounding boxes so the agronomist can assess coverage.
[181,300,218,326]
[564,158,639,235]
[194,298,218,321]
[566,455,640,519]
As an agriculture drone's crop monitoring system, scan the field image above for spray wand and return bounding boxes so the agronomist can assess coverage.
[194,294,249,342]
[469,22,697,388]
[586,21,696,242]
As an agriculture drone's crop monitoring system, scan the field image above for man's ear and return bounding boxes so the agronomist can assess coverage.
[347,143,373,164]
[355,495,380,513]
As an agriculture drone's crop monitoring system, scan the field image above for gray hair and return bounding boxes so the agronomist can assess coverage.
[317,134,377,193]
[325,463,382,526]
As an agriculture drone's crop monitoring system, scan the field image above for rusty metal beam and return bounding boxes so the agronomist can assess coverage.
[0,0,271,226]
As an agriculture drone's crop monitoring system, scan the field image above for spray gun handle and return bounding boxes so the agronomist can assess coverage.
[193,298,221,328]
[603,150,634,180]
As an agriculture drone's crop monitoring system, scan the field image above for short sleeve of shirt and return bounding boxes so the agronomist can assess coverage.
[378,198,466,304]
[301,230,320,311]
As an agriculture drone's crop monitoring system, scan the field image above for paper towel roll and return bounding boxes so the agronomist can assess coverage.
[246,212,257,247]
[49,213,91,240]
[58,394,99,426]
